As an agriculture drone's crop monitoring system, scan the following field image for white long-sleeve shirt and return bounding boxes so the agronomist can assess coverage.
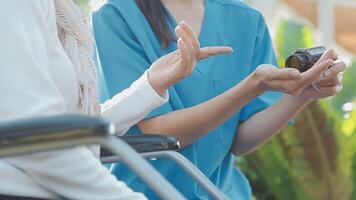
[0,1,168,199]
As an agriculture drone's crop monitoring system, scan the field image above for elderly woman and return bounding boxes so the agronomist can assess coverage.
[0,1,232,199]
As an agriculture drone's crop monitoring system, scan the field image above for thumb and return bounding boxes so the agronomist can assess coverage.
[264,67,301,81]
[198,46,233,59]
[280,68,301,80]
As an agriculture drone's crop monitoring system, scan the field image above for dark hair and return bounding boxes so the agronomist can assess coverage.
[136,0,175,48]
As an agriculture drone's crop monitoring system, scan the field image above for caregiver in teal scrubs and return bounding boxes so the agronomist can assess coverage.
[93,0,345,199]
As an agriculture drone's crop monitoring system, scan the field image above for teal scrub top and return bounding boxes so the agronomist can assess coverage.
[93,0,281,199]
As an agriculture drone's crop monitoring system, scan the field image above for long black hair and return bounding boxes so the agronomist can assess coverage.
[136,0,175,48]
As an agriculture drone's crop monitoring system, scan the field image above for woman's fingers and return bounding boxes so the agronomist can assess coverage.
[175,26,195,62]
[315,49,338,66]
[179,21,200,52]
[256,64,301,81]
[322,61,347,78]
[264,80,295,93]
[268,68,301,81]
[314,62,345,87]
[293,53,343,93]
[198,46,233,59]
[300,59,334,83]
[316,76,341,87]
[177,38,191,70]
[290,49,338,92]
[177,21,233,60]
[317,85,342,95]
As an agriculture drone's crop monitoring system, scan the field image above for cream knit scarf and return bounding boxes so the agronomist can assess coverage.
[54,0,99,116]
[54,0,101,156]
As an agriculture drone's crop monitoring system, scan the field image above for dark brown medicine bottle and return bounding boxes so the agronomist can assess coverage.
[286,46,327,72]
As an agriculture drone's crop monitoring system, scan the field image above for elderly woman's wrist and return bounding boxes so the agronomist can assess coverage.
[147,71,169,98]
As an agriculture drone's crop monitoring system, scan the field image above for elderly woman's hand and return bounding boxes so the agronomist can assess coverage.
[148,21,233,96]
[251,49,346,100]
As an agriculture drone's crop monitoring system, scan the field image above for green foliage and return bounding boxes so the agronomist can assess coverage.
[242,101,353,200]
[240,19,356,200]
[75,0,92,16]
[286,102,352,200]
[239,134,309,200]
[275,20,313,68]
[339,104,356,199]
[331,61,356,116]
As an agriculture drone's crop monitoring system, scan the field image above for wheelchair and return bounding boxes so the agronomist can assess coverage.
[0,115,229,200]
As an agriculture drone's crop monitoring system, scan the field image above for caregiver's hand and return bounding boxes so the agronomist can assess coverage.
[297,60,346,100]
[251,49,345,99]
[148,21,233,96]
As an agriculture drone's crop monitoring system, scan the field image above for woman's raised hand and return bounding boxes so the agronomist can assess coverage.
[148,21,233,96]
[252,49,346,100]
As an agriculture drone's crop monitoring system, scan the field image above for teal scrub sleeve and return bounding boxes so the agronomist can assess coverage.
[93,4,174,116]
[239,15,283,122]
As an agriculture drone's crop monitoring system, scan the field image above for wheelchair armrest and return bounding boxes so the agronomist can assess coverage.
[0,116,186,199]
[0,115,110,157]
[100,134,180,156]
[0,115,109,139]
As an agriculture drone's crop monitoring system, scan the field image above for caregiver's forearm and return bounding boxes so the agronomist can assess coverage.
[138,75,261,147]
[232,94,312,156]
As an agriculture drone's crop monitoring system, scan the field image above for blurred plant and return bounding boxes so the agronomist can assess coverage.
[240,19,356,200]
[75,0,92,16]
[331,61,356,117]
[275,20,313,68]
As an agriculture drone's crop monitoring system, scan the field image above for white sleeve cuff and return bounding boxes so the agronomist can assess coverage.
[100,70,169,135]
[142,70,169,105]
